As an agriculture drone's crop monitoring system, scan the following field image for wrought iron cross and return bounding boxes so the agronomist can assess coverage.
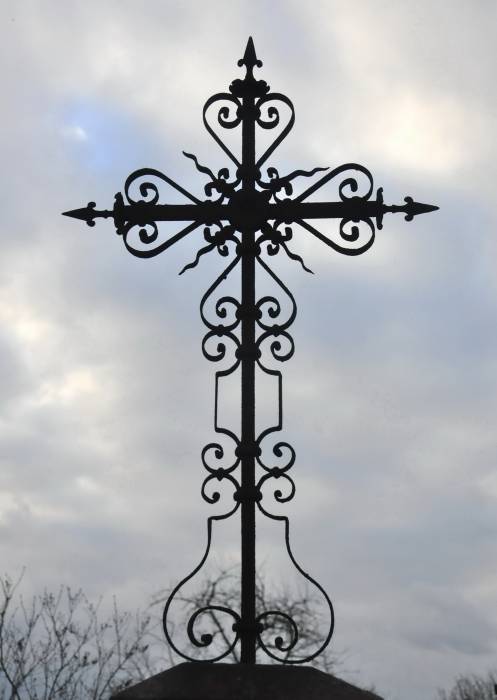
[63,39,438,665]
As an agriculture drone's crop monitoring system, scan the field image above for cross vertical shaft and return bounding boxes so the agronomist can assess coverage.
[239,89,257,664]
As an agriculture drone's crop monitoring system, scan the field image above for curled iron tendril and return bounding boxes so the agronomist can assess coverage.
[256,256,297,331]
[258,224,313,274]
[257,441,296,474]
[296,162,374,203]
[187,605,241,651]
[258,470,296,504]
[121,219,202,260]
[202,442,240,477]
[180,224,239,274]
[257,610,299,658]
[200,256,241,334]
[183,151,240,202]
[258,165,329,201]
[257,439,296,507]
[298,216,376,257]
[257,330,295,362]
[255,93,295,167]
[202,330,240,363]
[203,93,242,166]
[124,167,201,206]
[201,470,240,506]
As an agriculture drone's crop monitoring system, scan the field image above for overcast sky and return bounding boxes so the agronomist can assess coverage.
[1,1,497,698]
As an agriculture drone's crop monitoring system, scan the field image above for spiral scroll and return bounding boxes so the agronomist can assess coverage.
[203,93,243,166]
[255,93,295,168]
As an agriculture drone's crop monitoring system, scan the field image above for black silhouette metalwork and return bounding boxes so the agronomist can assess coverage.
[63,38,438,666]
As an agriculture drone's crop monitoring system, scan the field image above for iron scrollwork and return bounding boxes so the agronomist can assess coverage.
[63,37,438,666]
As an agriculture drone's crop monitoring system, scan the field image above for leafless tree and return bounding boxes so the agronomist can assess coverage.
[437,672,497,700]
[0,572,158,700]
[1,566,344,699]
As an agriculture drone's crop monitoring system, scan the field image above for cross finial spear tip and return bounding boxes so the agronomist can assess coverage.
[62,202,107,227]
[62,206,92,221]
[422,203,439,213]
[238,37,262,70]
[408,199,439,217]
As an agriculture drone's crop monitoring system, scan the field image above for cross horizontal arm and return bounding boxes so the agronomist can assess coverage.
[63,189,438,234]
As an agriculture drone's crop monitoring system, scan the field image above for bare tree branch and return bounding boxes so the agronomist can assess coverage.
[0,574,158,699]
[437,672,497,700]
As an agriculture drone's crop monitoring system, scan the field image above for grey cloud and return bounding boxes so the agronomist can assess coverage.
[398,586,497,655]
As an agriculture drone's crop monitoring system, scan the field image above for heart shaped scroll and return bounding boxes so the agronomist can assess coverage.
[255,93,295,168]
[203,93,243,166]
[295,163,376,256]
